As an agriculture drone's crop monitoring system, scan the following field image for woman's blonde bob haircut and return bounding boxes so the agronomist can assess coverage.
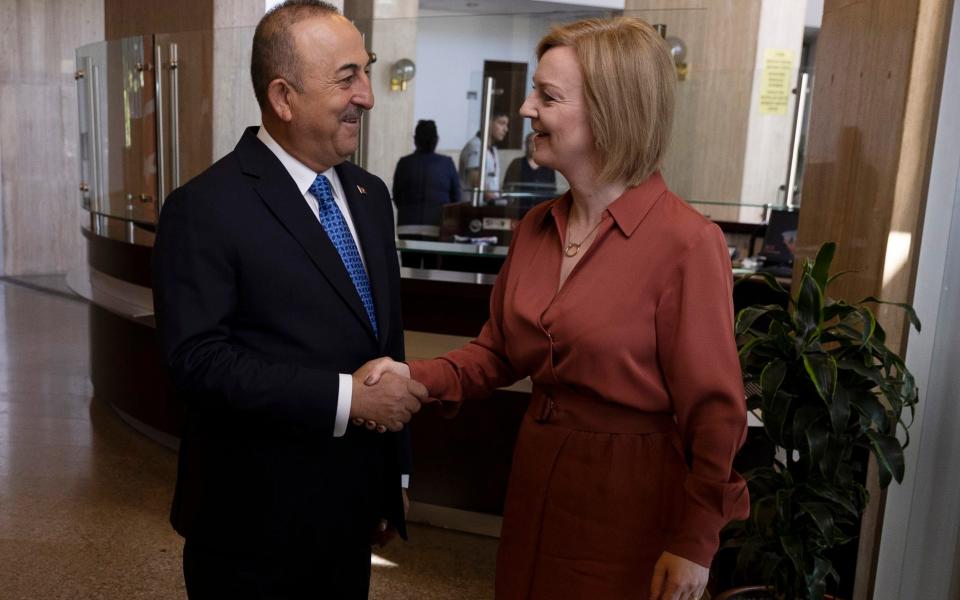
[536,17,676,186]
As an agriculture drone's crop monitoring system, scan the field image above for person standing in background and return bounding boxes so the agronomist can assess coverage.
[504,131,556,192]
[459,110,509,201]
[392,119,461,236]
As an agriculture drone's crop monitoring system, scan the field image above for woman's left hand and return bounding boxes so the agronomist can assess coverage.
[649,551,708,600]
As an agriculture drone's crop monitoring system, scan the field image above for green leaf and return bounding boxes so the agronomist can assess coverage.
[830,386,853,433]
[867,431,906,486]
[858,296,922,332]
[767,319,798,357]
[823,300,857,323]
[826,269,857,286]
[806,555,835,600]
[852,392,887,430]
[901,371,918,409]
[736,306,766,336]
[795,273,824,339]
[760,360,787,402]
[793,406,826,468]
[856,306,877,345]
[820,434,845,483]
[810,242,836,290]
[734,538,764,579]
[760,552,785,588]
[837,361,883,392]
[736,271,789,295]
[879,381,905,418]
[737,304,791,336]
[780,535,804,576]
[803,353,837,402]
[807,481,860,517]
[776,487,794,523]
[799,502,835,542]
[752,494,779,534]
[762,391,793,445]
[737,336,771,362]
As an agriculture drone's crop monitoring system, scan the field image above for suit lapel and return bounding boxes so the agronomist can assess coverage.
[234,128,375,341]
[337,163,391,350]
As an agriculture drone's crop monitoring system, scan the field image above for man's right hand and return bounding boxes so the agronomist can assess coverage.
[349,371,426,432]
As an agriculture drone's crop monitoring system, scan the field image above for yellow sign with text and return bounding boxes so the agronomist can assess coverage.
[759,49,794,116]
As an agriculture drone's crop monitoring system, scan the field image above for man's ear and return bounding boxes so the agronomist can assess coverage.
[266,78,295,123]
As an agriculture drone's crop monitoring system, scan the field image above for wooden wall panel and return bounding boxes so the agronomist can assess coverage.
[625,0,761,212]
[794,0,953,597]
[103,0,213,39]
[797,0,919,310]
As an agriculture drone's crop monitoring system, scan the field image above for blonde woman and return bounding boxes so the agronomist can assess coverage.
[365,17,749,600]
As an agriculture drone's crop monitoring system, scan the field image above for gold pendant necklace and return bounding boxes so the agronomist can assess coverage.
[563,217,605,257]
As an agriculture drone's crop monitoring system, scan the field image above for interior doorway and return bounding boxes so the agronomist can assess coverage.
[482,60,528,150]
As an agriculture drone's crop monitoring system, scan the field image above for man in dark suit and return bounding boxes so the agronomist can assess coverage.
[151,2,427,597]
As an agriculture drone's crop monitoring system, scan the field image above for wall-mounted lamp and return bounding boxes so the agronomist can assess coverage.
[666,36,689,81]
[653,24,689,81]
[390,58,416,92]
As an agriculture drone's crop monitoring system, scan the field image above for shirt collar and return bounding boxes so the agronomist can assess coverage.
[537,171,668,238]
[257,125,340,198]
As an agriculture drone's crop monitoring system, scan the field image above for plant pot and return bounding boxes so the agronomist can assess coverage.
[712,586,842,600]
[712,586,773,600]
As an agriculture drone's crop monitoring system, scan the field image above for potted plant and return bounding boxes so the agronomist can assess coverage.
[717,242,921,600]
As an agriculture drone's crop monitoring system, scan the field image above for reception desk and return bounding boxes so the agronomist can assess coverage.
[71,219,779,536]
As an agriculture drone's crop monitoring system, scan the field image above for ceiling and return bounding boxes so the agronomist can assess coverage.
[419,0,623,16]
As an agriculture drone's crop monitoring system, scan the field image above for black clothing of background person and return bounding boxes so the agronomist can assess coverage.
[504,130,556,193]
[391,119,461,230]
[503,156,556,189]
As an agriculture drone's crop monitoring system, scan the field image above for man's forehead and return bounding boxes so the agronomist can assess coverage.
[294,15,367,63]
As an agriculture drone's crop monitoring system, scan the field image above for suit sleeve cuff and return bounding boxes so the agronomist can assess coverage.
[333,373,352,438]
[401,474,409,489]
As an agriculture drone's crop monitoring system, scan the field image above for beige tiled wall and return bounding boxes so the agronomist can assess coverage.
[0,0,104,275]
[212,0,263,161]
[346,0,419,191]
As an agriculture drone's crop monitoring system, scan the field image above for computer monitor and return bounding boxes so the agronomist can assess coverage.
[760,209,799,267]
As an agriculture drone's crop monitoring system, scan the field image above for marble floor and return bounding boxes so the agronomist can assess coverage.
[0,278,497,599]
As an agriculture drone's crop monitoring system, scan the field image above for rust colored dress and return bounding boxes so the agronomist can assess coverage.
[409,173,750,599]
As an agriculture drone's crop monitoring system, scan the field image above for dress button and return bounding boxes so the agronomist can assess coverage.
[537,392,554,423]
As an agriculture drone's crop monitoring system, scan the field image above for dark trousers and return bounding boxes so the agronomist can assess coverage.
[183,538,372,599]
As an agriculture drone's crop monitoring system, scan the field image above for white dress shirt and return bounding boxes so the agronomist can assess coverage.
[256,126,363,439]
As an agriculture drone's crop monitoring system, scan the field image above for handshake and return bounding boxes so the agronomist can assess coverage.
[349,358,433,433]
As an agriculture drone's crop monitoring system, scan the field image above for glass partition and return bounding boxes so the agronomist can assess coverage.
[75,4,814,252]
[76,28,218,244]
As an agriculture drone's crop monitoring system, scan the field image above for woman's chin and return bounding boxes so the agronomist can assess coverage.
[532,151,555,170]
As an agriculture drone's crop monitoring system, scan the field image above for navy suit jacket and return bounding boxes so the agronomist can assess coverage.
[391,151,461,227]
[152,126,409,552]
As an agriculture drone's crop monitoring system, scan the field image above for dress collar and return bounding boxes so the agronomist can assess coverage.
[537,171,668,238]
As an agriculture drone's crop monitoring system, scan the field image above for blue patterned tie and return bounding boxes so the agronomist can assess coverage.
[309,174,378,337]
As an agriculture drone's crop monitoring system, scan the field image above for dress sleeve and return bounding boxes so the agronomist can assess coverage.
[655,223,750,567]
[408,237,521,403]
